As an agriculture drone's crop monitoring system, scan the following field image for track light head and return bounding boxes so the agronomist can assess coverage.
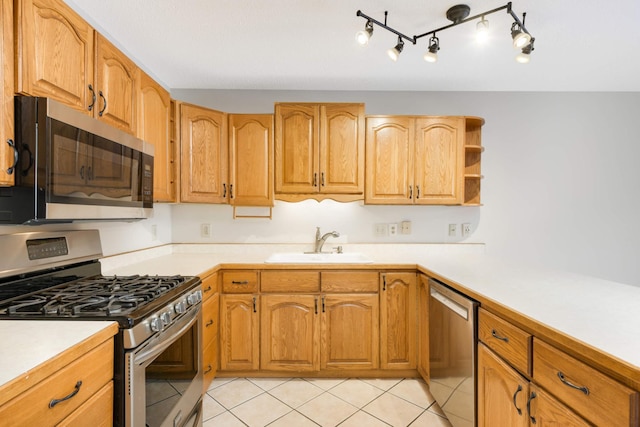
[356,21,374,45]
[515,39,534,63]
[476,17,489,43]
[387,37,405,61]
[424,35,440,63]
[511,22,531,49]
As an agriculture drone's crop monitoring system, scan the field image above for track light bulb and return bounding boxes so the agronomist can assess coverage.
[475,18,489,44]
[387,37,404,61]
[356,21,373,45]
[511,23,531,49]
[516,41,533,63]
[423,35,439,63]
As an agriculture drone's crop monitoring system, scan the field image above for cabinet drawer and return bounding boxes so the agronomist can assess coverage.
[478,309,531,375]
[261,271,320,292]
[201,272,219,300]
[222,271,259,293]
[203,293,219,347]
[57,381,113,427]
[0,339,114,426]
[533,338,639,427]
[321,271,378,292]
[203,341,218,392]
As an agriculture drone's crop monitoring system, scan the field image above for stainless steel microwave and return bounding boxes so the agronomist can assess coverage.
[0,96,153,224]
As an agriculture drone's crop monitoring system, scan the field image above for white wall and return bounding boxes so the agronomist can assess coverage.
[172,90,640,286]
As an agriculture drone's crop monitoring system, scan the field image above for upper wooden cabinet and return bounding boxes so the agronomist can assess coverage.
[228,114,274,207]
[366,116,483,205]
[180,103,228,203]
[15,0,138,134]
[1,0,14,186]
[137,72,175,202]
[274,103,365,201]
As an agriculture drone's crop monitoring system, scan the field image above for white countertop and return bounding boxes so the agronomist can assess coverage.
[101,243,640,370]
[0,321,118,389]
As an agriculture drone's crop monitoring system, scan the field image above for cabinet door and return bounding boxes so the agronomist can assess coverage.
[180,103,228,203]
[138,71,175,202]
[15,0,94,113]
[414,117,465,205]
[274,103,319,194]
[261,294,319,371]
[319,104,364,194]
[1,0,15,186]
[94,34,137,134]
[417,275,430,381]
[528,384,590,426]
[220,294,259,371]
[380,272,416,369]
[229,114,274,206]
[321,293,379,370]
[477,344,529,427]
[365,116,414,204]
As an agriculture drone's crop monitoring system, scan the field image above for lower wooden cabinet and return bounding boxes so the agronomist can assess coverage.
[202,293,219,390]
[220,294,259,371]
[380,272,416,370]
[57,381,113,427]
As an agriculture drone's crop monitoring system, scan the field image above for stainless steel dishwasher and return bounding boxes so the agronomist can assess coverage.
[429,278,478,427]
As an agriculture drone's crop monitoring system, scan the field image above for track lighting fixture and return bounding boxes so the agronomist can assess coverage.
[387,37,405,62]
[355,20,373,45]
[356,2,536,64]
[423,36,440,63]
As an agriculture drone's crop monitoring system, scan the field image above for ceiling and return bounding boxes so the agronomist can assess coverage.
[65,0,640,92]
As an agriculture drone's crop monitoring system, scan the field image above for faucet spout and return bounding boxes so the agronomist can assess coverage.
[314,227,340,253]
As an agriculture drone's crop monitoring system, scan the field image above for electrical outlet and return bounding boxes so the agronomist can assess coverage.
[200,223,211,238]
[448,224,457,237]
[389,223,398,236]
[400,220,412,234]
[151,224,157,240]
[462,223,471,237]
[374,223,388,237]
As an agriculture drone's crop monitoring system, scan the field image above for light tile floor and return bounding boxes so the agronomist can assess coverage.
[203,377,456,427]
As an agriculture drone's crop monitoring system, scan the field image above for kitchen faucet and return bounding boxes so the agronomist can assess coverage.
[313,227,340,253]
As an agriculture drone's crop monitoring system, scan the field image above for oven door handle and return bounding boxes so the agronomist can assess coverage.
[134,306,200,366]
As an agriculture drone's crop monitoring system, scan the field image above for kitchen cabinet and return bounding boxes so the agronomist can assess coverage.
[180,103,228,203]
[228,114,274,206]
[16,0,138,134]
[0,337,114,426]
[274,103,365,202]
[365,116,483,205]
[220,294,259,371]
[379,272,416,370]
[138,71,175,202]
[417,274,430,381]
[202,272,219,391]
[1,0,14,187]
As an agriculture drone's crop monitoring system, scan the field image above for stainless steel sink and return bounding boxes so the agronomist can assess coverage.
[264,252,374,264]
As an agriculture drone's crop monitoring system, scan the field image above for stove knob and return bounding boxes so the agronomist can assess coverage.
[187,293,197,305]
[149,316,162,332]
[161,311,172,327]
[174,300,186,314]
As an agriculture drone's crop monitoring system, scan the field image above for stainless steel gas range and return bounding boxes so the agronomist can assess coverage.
[0,230,204,427]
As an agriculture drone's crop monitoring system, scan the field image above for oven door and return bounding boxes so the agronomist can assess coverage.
[125,305,203,427]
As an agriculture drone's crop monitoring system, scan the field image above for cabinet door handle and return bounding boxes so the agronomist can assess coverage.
[382,275,387,291]
[416,185,420,199]
[205,319,214,327]
[314,297,318,315]
[222,183,226,198]
[321,172,325,186]
[49,381,82,408]
[491,329,510,343]
[512,384,523,415]
[321,295,325,313]
[252,296,257,313]
[527,390,537,424]
[98,91,107,116]
[313,173,318,187]
[229,184,233,199]
[6,139,18,175]
[557,371,590,395]
[87,84,96,111]
[80,165,85,180]
[204,364,213,374]
[232,280,249,285]
[409,185,413,199]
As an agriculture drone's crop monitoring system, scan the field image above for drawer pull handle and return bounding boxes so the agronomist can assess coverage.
[203,285,212,293]
[527,391,537,424]
[232,280,249,285]
[49,381,82,408]
[205,319,214,327]
[557,371,590,395]
[491,329,510,343]
[204,364,213,374]
[512,384,523,415]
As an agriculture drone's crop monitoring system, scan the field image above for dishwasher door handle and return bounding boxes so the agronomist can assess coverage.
[430,288,469,320]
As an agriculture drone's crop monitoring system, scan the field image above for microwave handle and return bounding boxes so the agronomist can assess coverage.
[133,306,200,366]
[6,139,18,175]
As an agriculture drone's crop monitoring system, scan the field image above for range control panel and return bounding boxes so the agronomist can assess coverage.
[26,237,69,260]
